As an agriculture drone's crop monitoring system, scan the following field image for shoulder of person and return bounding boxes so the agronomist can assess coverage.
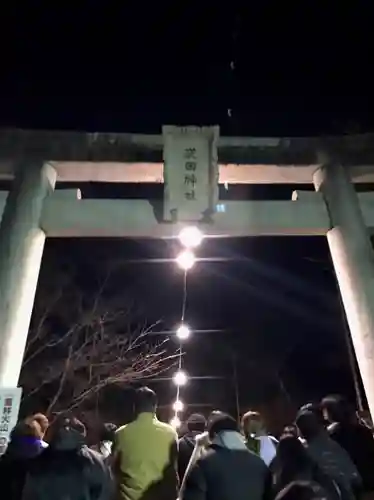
[195,445,216,464]
[201,444,267,467]
[195,431,210,446]
[178,435,189,447]
[22,452,45,476]
[114,423,132,441]
[327,422,340,436]
[81,446,110,478]
[77,445,101,465]
[356,422,374,439]
[247,449,270,469]
[83,445,103,460]
[268,435,279,445]
[155,419,173,430]
[157,420,178,439]
[115,423,128,434]
[30,446,55,466]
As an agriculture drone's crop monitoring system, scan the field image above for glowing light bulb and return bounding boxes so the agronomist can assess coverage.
[176,250,196,270]
[179,227,204,249]
[170,416,181,428]
[173,400,184,412]
[173,370,188,386]
[176,324,190,340]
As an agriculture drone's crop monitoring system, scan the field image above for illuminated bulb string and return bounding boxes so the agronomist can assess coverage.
[171,270,189,429]
[181,270,187,323]
[171,227,204,428]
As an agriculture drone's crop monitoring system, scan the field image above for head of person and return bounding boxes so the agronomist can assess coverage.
[275,481,327,500]
[186,413,206,434]
[299,403,326,426]
[12,420,43,440]
[207,412,239,441]
[205,410,223,430]
[99,422,117,443]
[321,395,352,425]
[299,403,317,413]
[49,417,86,451]
[283,425,298,438]
[134,386,157,416]
[25,413,49,439]
[241,411,265,438]
[210,410,224,417]
[296,410,324,441]
[6,420,46,458]
[276,434,312,476]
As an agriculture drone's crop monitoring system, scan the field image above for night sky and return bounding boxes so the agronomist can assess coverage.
[2,4,374,421]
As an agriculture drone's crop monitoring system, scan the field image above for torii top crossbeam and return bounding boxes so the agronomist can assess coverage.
[1,128,374,184]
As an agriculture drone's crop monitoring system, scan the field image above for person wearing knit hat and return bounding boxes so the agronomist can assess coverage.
[178,414,207,482]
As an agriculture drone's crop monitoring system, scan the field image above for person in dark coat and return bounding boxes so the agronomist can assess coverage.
[181,412,272,500]
[22,416,113,500]
[275,480,337,500]
[269,434,340,500]
[0,420,46,500]
[296,409,361,500]
[321,395,374,500]
[178,414,206,482]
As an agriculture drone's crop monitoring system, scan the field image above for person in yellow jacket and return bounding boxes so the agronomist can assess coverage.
[113,387,178,500]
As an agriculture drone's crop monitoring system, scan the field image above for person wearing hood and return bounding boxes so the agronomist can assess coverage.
[22,416,113,500]
[0,420,46,500]
[181,412,272,500]
[321,395,374,500]
[269,434,341,500]
[178,414,206,482]
[296,409,361,500]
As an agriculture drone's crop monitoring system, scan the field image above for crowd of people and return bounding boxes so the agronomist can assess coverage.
[1,387,374,500]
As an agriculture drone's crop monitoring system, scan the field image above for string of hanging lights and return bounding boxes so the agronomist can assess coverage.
[169,226,204,429]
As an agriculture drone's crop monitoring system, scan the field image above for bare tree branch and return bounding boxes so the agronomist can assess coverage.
[46,344,74,414]
[20,263,177,416]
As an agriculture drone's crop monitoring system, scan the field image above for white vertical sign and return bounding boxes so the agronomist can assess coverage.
[163,125,219,222]
[0,387,22,454]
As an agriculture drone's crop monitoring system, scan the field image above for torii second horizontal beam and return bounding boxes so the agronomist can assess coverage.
[1,190,374,238]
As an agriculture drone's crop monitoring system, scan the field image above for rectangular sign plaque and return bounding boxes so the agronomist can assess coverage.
[0,387,22,454]
[163,125,219,222]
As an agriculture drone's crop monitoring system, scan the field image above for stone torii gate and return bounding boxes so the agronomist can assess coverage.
[1,126,374,418]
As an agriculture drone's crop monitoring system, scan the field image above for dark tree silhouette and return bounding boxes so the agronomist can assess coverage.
[20,257,177,417]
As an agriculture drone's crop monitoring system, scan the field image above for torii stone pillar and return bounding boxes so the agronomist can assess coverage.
[314,163,374,418]
[0,163,56,388]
